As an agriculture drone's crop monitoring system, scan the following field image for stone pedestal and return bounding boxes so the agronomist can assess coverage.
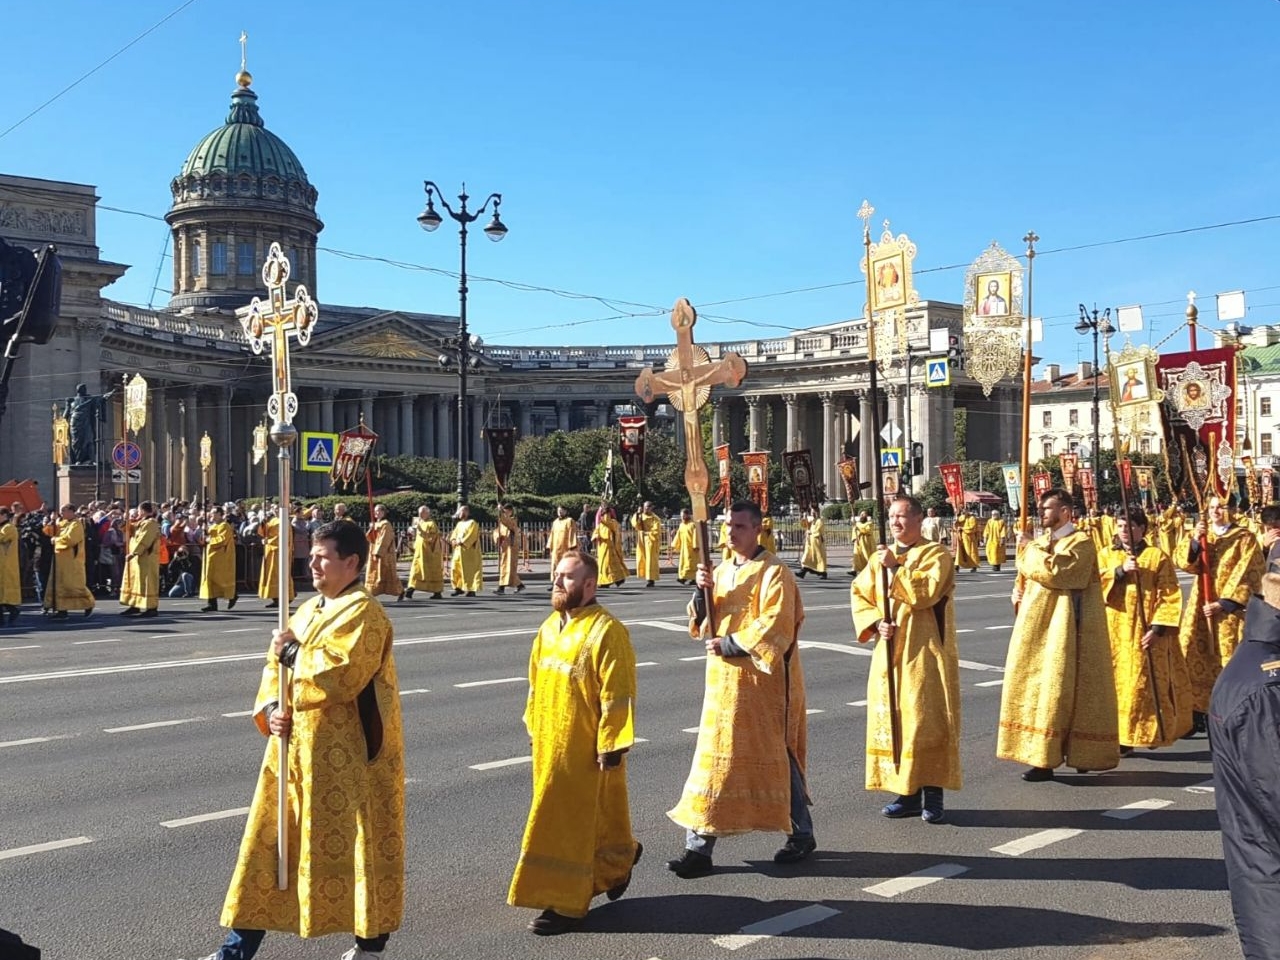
[57,465,102,508]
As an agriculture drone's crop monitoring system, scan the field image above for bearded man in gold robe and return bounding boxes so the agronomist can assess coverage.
[798,507,827,579]
[449,504,483,597]
[199,506,238,613]
[44,504,95,619]
[405,505,443,600]
[364,504,403,601]
[193,520,404,960]
[998,488,1119,781]
[592,505,628,588]
[852,495,960,823]
[494,503,525,595]
[120,500,161,618]
[667,500,812,877]
[630,501,662,587]
[546,506,579,592]
[673,508,699,584]
[508,552,639,936]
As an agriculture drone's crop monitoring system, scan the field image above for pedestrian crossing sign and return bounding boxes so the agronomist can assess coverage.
[926,358,950,387]
[880,448,902,469]
[301,432,338,472]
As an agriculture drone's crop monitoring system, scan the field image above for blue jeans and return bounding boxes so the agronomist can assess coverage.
[168,572,196,598]
[686,751,813,854]
[216,929,390,959]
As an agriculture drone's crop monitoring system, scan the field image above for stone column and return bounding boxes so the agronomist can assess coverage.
[519,399,533,439]
[821,391,836,500]
[399,396,415,457]
[746,395,763,451]
[417,396,434,458]
[184,386,199,502]
[556,399,572,433]
[859,390,875,485]
[472,395,486,469]
[319,388,336,435]
[711,398,724,447]
[360,392,375,432]
[437,395,453,459]
[596,399,611,429]
[783,393,800,450]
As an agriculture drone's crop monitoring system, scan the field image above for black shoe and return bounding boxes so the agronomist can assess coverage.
[646,581,655,588]
[138,608,158,619]
[226,594,237,609]
[51,610,68,620]
[1021,766,1054,782]
[796,568,807,579]
[200,603,217,613]
[677,578,687,585]
[819,571,827,580]
[120,607,140,617]
[1119,745,1134,757]
[431,592,443,600]
[993,566,1002,573]
[452,589,463,597]
[617,580,626,587]
[264,600,279,608]
[607,842,643,901]
[516,583,525,593]
[547,585,555,592]
[666,849,713,879]
[83,609,93,618]
[921,787,945,823]
[466,591,476,597]
[773,837,816,863]
[495,586,505,595]
[528,908,583,936]
[881,791,922,818]
[404,588,414,600]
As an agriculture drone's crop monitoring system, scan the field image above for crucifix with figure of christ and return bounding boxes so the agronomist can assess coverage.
[635,298,747,630]
[237,240,318,891]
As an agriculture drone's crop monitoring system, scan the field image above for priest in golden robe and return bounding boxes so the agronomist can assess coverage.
[120,500,161,618]
[0,506,20,625]
[717,516,732,561]
[851,495,960,823]
[1097,508,1190,748]
[953,509,980,572]
[998,488,1119,781]
[851,511,876,575]
[449,504,483,596]
[508,552,639,936]
[672,509,699,583]
[200,521,404,960]
[984,509,1009,572]
[365,504,404,601]
[546,506,579,591]
[758,515,777,554]
[495,503,525,595]
[199,505,238,613]
[797,506,827,579]
[257,507,295,608]
[1173,495,1263,733]
[668,501,812,877]
[405,505,443,600]
[630,501,662,587]
[592,505,628,588]
[44,504,95,619]
[1154,504,1184,559]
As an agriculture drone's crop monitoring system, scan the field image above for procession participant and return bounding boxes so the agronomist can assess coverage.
[494,503,525,595]
[41,504,95,620]
[191,521,404,960]
[797,506,827,579]
[716,514,732,562]
[365,504,404,602]
[667,501,813,877]
[672,508,699,584]
[121,500,161,619]
[1097,508,1189,748]
[758,515,777,554]
[332,502,356,525]
[1258,503,1280,565]
[577,502,594,554]
[851,495,960,823]
[920,506,944,544]
[0,506,20,625]
[985,508,1009,572]
[404,505,443,600]
[290,505,310,582]
[998,488,1119,781]
[1173,495,1263,735]
[630,501,662,587]
[199,506,238,613]
[257,506,295,609]
[851,509,876,574]
[592,505,628,589]
[953,507,980,573]
[449,504,482,597]
[1155,503,1184,560]
[546,505,579,592]
[508,552,640,936]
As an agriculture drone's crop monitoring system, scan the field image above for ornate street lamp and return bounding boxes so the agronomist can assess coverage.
[1075,304,1113,491]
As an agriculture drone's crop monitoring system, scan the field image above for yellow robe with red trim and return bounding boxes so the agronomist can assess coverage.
[630,512,662,582]
[365,519,402,597]
[47,517,94,611]
[408,519,444,594]
[593,517,628,587]
[449,518,483,593]
[851,540,961,793]
[199,520,237,601]
[121,516,160,610]
[508,604,638,919]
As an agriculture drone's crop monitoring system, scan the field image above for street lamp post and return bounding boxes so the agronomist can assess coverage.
[418,181,508,504]
[1075,304,1113,496]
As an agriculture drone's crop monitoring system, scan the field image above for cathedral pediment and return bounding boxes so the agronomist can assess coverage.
[343,327,435,360]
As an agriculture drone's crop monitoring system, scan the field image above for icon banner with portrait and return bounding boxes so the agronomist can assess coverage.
[742,450,769,514]
[837,457,859,505]
[708,443,731,508]
[962,242,1025,397]
[784,449,817,513]
[1058,452,1078,495]
[485,426,518,494]
[617,415,647,484]
[1001,462,1022,514]
[1156,345,1235,500]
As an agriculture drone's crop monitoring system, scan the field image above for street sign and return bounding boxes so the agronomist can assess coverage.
[111,469,141,484]
[111,440,142,470]
[301,431,338,473]
[848,411,861,440]
[929,328,949,353]
[880,421,902,445]
[880,447,902,469]
[925,358,950,388]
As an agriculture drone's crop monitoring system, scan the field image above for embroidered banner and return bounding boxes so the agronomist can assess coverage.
[1157,345,1236,500]
[1134,465,1155,506]
[784,449,817,512]
[1263,467,1274,507]
[331,420,379,490]
[837,457,859,504]
[1058,452,1078,495]
[1032,471,1052,500]
[1001,462,1022,513]
[1243,455,1260,510]
[742,450,770,514]
[939,462,965,512]
[618,415,647,483]
[1078,467,1096,510]
[1118,458,1132,492]
[708,443,731,507]
[485,426,518,494]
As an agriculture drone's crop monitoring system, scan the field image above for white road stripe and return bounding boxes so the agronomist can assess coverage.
[104,717,205,734]
[148,633,196,639]
[712,904,841,950]
[0,836,93,861]
[224,627,259,633]
[799,640,870,657]
[975,679,1005,687]
[160,807,250,828]
[0,734,75,748]
[73,638,122,645]
[679,655,706,661]
[454,677,524,689]
[636,661,659,667]
[863,863,969,898]
[683,726,701,733]
[955,629,975,634]
[221,710,255,718]
[635,620,688,633]
[806,708,824,714]
[958,659,1003,673]
[1103,799,1174,820]
[847,700,868,707]
[470,756,531,771]
[0,645,40,651]
[1185,779,1215,794]
[399,688,430,695]
[991,828,1082,856]
[984,624,1013,630]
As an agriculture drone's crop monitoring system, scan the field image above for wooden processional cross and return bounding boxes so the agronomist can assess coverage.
[238,240,318,891]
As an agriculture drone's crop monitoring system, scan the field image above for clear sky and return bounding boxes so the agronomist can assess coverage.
[3,0,1278,370]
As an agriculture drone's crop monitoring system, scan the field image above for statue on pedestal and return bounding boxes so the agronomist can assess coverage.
[65,383,114,466]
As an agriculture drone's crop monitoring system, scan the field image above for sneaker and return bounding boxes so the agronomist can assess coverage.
[773,837,816,863]
[528,908,583,936]
[666,849,713,878]
[606,842,643,901]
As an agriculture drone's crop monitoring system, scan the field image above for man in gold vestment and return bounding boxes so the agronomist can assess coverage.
[192,521,404,960]
[984,509,1009,572]
[546,506,579,591]
[667,501,813,877]
[1097,508,1189,748]
[797,507,827,579]
[758,515,777,554]
[449,504,483,597]
[364,504,403,601]
[44,504,95,619]
[630,501,662,587]
[1154,504,1183,560]
[0,506,21,625]
[199,506,238,613]
[508,552,639,936]
[405,505,443,600]
[1173,496,1263,733]
[256,507,295,608]
[851,511,875,575]
[121,500,160,618]
[953,509,980,572]
[852,496,960,823]
[672,508,699,584]
[998,488,1119,781]
[592,505,628,588]
[494,503,525,595]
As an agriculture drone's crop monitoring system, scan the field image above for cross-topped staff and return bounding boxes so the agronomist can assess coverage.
[238,240,318,891]
[636,299,747,630]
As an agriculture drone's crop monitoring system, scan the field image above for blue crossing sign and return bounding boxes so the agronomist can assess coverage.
[880,448,902,469]
[925,357,950,388]
[301,432,337,473]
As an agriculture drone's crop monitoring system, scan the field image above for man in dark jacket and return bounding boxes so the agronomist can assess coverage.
[1210,564,1280,960]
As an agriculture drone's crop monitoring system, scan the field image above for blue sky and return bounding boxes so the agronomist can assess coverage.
[3,0,1279,368]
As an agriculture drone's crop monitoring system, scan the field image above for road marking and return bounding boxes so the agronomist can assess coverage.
[799,640,871,657]
[712,903,841,950]
[955,629,974,634]
[847,700,867,707]
[73,638,123,645]
[1185,779,1215,794]
[0,651,266,684]
[470,755,531,771]
[0,734,75,748]
[0,645,40,651]
[454,677,524,689]
[221,710,255,718]
[636,621,688,633]
[148,633,196,639]
[958,659,1003,673]
[399,688,430,695]
[1103,799,1174,820]
[991,828,1082,856]
[224,627,259,633]
[984,625,1013,631]
[679,655,706,661]
[957,593,1018,601]
[160,807,250,828]
[806,708,824,714]
[683,726,701,733]
[104,717,205,734]
[636,661,659,667]
[975,679,1005,687]
[863,863,969,898]
[0,836,93,861]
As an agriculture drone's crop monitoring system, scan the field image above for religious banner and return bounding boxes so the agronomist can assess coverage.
[1001,462,1022,513]
[330,419,379,490]
[1157,342,1235,500]
[939,462,965,512]
[1134,465,1155,507]
[882,467,901,501]
[1263,467,1274,507]
[784,449,817,512]
[859,208,921,371]
[708,443,731,507]
[124,374,149,434]
[1243,455,1260,511]
[1058,452,1078,495]
[51,404,69,466]
[485,426,518,494]
[199,432,213,471]
[962,242,1025,396]
[837,457,859,504]
[742,450,770,513]
[1032,471,1052,499]
[1079,467,1097,510]
[252,419,269,471]
[618,415,647,483]
[1118,458,1133,492]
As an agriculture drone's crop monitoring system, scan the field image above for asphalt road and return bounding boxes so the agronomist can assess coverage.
[0,560,1235,960]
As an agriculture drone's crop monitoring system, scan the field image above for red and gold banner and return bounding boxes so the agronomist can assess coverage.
[618,415,647,483]
[837,457,859,504]
[1078,468,1096,510]
[742,450,770,514]
[1118,458,1133,492]
[1058,452,1078,495]
[1032,471,1052,499]
[784,449,817,512]
[708,443,731,507]
[939,462,965,512]
[1243,455,1260,511]
[1157,345,1236,500]
[485,426,517,494]
[331,420,379,490]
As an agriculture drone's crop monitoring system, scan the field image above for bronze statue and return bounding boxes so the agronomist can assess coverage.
[64,384,114,466]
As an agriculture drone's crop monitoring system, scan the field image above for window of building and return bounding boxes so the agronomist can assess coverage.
[190,240,201,276]
[1263,397,1273,417]
[289,247,300,281]
[1263,434,1273,457]
[1139,437,1151,454]
[1068,408,1079,427]
[237,242,255,275]
[1042,410,1052,428]
[1069,440,1080,454]
[1237,399,1245,418]
[211,241,227,275]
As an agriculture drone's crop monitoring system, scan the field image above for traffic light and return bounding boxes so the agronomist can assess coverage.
[0,239,62,356]
[911,441,924,477]
[947,334,963,369]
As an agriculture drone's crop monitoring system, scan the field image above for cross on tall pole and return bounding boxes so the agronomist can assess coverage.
[237,240,318,891]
